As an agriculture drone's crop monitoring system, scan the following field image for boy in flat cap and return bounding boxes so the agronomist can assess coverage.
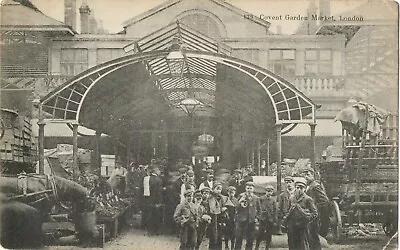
[174,190,199,250]
[235,182,261,250]
[283,178,318,250]
[223,186,238,250]
[278,176,295,232]
[302,167,329,249]
[255,185,277,250]
[208,182,229,250]
[199,169,214,191]
[196,187,212,250]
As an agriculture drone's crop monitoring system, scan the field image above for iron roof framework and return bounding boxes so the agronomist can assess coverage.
[40,22,316,141]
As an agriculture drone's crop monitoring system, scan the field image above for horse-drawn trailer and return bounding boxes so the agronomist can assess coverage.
[320,102,398,242]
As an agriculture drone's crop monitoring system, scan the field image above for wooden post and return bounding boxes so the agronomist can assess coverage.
[356,105,369,203]
[72,123,79,180]
[95,131,102,178]
[126,137,131,167]
[251,140,255,167]
[310,123,316,171]
[38,121,45,175]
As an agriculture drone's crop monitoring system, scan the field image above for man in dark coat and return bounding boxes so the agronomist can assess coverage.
[234,182,261,250]
[228,169,242,196]
[237,166,254,195]
[140,166,164,235]
[255,185,278,250]
[199,169,214,191]
[302,167,330,249]
[283,178,318,250]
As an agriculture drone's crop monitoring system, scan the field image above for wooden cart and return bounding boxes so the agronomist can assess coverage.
[320,103,398,242]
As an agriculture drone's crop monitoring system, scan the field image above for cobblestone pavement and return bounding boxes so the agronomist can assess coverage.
[46,226,398,250]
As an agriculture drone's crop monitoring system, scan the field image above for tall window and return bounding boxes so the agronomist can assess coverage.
[97,48,124,64]
[268,49,296,76]
[60,49,88,76]
[304,49,332,76]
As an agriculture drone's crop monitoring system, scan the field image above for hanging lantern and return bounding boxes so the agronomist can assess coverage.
[178,97,202,116]
[166,36,185,78]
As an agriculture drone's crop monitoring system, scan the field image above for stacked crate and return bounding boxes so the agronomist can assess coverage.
[0,109,37,165]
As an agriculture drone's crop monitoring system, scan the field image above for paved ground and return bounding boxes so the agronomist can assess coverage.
[47,226,398,250]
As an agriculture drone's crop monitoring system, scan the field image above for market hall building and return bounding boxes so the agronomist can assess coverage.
[0,0,398,173]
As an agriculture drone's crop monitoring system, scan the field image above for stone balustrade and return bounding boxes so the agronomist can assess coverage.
[289,76,346,96]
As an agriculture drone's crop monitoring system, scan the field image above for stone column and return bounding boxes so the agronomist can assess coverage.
[276,123,283,198]
[72,123,79,180]
[95,131,101,177]
[310,123,316,171]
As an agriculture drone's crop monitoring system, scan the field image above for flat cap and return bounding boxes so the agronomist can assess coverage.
[284,176,295,182]
[201,187,211,193]
[213,182,222,188]
[301,167,314,174]
[187,170,194,176]
[295,177,307,188]
[184,189,194,197]
[265,185,274,191]
[227,186,237,192]
[194,190,203,198]
[234,169,243,173]
[245,181,255,187]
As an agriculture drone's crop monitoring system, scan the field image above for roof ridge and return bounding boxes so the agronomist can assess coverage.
[122,0,270,29]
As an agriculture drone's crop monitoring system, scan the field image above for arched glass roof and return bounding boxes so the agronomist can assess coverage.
[40,22,316,139]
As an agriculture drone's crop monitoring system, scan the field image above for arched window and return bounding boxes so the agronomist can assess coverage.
[179,14,222,40]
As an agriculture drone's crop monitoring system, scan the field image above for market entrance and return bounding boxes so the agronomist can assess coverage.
[39,22,317,195]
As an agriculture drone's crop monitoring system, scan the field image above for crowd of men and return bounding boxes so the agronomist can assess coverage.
[135,162,329,250]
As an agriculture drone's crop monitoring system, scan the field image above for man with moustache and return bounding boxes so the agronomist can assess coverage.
[302,168,330,250]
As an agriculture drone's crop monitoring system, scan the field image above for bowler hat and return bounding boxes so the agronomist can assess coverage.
[206,169,214,174]
[179,167,187,174]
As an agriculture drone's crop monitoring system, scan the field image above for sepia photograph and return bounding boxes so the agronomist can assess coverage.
[0,0,398,249]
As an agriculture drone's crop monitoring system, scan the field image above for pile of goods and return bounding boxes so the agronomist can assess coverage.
[344,223,384,237]
[89,193,134,218]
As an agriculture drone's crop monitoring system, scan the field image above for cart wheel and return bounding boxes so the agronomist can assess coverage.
[328,200,343,243]
[383,220,398,237]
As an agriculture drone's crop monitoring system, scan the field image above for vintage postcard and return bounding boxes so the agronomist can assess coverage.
[0,0,398,249]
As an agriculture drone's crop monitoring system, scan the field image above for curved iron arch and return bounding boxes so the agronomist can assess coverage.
[40,50,316,126]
